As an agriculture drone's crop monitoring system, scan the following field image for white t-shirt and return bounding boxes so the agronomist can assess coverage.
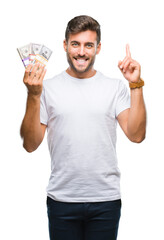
[40,70,130,202]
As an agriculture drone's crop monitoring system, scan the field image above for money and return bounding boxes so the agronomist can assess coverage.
[33,45,53,66]
[30,43,43,62]
[17,44,31,67]
[17,43,52,67]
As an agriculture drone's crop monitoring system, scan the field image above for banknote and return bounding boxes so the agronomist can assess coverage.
[17,44,31,67]
[33,45,53,66]
[30,43,43,62]
[17,43,53,67]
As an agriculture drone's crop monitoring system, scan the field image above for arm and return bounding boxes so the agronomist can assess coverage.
[117,44,146,143]
[117,87,146,143]
[20,63,47,152]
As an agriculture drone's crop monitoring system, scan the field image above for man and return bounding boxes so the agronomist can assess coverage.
[20,15,146,240]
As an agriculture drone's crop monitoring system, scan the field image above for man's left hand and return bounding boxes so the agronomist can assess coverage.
[118,44,141,83]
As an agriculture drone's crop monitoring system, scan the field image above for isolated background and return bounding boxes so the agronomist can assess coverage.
[1,0,164,239]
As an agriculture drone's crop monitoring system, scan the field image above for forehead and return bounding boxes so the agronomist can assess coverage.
[68,30,97,43]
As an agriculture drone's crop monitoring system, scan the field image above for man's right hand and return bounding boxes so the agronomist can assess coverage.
[23,62,47,97]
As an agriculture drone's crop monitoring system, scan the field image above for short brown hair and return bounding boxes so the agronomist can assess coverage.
[65,15,101,44]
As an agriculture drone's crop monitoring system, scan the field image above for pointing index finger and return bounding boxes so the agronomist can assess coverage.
[126,44,131,58]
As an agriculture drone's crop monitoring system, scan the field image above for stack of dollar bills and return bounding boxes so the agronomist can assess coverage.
[17,43,52,68]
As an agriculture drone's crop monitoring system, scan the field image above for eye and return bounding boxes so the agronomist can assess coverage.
[86,43,93,48]
[71,42,79,47]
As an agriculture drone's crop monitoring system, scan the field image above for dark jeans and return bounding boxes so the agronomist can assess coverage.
[47,196,121,240]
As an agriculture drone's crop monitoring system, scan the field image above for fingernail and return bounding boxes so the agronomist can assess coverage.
[120,65,123,69]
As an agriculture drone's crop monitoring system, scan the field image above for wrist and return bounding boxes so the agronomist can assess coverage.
[129,78,144,89]
[27,92,41,101]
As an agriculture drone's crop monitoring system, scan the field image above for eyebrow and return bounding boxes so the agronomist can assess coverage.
[86,42,94,45]
[70,41,79,44]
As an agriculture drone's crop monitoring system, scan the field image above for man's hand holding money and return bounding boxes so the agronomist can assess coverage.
[23,63,46,97]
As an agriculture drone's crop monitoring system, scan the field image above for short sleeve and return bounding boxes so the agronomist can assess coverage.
[40,87,48,125]
[115,80,131,117]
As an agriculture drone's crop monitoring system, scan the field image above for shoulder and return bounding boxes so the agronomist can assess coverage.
[43,72,64,87]
[98,71,124,89]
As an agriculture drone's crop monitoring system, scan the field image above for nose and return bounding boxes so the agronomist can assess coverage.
[78,45,85,56]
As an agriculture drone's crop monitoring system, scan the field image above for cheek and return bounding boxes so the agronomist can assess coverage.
[90,50,97,57]
[68,48,77,56]
[88,47,97,56]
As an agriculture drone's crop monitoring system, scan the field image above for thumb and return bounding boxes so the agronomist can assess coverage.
[118,60,123,70]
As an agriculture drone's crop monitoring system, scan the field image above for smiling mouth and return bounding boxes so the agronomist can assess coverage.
[73,57,89,64]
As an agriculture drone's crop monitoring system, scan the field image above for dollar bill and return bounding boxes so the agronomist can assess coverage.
[17,44,31,67]
[30,43,43,62]
[33,45,53,66]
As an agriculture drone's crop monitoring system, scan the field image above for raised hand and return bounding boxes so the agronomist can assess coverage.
[118,44,141,83]
[23,63,46,97]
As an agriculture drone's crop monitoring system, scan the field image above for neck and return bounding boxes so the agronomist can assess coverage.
[66,67,96,79]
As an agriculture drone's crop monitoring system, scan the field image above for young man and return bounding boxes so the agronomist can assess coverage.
[21,15,146,240]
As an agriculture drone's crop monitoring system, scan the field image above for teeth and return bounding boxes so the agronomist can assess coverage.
[76,59,86,63]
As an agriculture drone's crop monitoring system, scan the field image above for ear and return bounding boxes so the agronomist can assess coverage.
[96,42,101,55]
[63,39,67,52]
